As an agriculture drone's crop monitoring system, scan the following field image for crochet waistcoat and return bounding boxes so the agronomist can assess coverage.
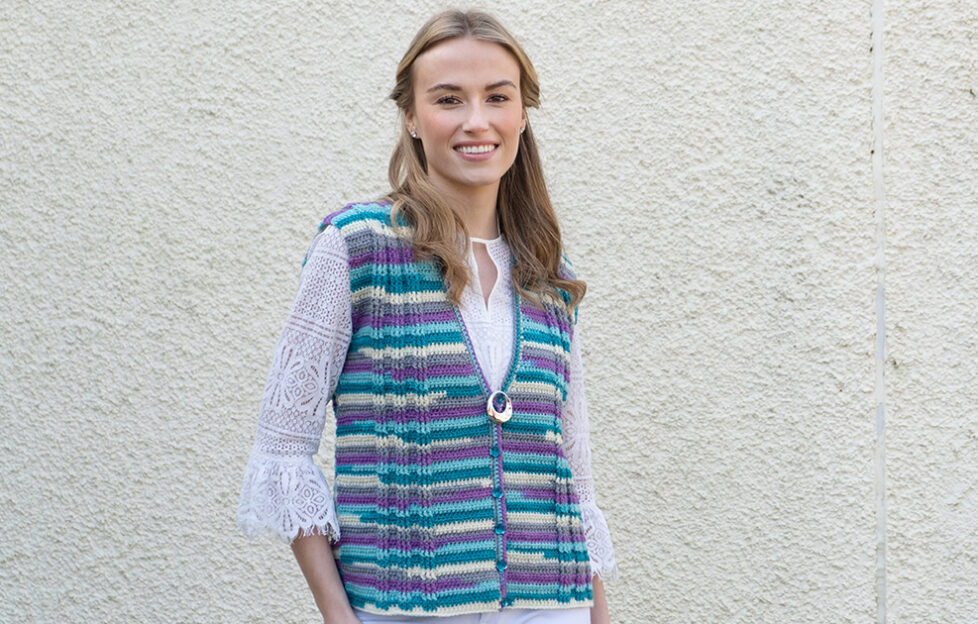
[325,203,593,616]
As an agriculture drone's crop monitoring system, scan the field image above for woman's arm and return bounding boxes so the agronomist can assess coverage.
[238,225,358,621]
[562,326,619,624]
[292,533,360,624]
[591,575,609,624]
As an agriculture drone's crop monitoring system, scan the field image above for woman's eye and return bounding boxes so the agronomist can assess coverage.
[436,95,461,105]
[488,94,509,102]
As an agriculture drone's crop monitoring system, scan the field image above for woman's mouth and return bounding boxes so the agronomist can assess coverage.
[455,144,498,155]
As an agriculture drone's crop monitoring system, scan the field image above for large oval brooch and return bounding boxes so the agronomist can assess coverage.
[486,390,513,424]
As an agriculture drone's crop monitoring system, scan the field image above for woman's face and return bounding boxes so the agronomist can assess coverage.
[405,37,526,201]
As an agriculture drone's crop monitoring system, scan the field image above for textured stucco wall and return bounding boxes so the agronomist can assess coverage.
[1,1,974,623]
[884,0,978,620]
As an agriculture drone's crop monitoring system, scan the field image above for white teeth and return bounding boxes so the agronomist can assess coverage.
[456,144,496,154]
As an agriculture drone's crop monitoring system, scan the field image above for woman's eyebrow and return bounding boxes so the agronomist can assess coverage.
[485,79,517,90]
[426,80,517,93]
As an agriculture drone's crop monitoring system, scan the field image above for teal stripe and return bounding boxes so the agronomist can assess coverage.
[337,464,491,485]
[334,417,488,438]
[335,376,484,397]
[349,502,494,526]
[339,543,497,566]
[503,413,557,426]
[498,422,559,437]
[347,319,461,339]
[522,324,570,349]
[350,271,445,293]
[518,368,566,388]
[348,330,468,350]
[331,203,392,227]
[505,584,592,602]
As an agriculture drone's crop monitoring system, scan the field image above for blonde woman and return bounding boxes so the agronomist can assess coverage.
[238,9,617,624]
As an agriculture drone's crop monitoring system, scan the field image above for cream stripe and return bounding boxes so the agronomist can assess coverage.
[356,342,469,359]
[351,286,449,305]
[339,390,448,408]
[338,433,494,450]
[343,215,401,238]
[336,475,492,492]
[433,519,493,536]
[505,511,583,527]
[354,559,496,578]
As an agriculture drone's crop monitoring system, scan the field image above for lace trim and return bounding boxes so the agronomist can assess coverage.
[237,226,350,544]
[563,323,619,582]
[237,450,340,543]
[581,500,620,582]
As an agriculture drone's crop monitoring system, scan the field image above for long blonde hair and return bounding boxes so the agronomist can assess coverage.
[386,9,586,310]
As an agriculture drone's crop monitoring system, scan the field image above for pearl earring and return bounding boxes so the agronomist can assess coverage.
[410,131,418,139]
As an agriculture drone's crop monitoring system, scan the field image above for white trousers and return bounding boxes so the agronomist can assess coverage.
[354,607,590,624]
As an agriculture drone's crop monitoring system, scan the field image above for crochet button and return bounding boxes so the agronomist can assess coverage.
[495,523,506,535]
[489,445,500,458]
[496,560,508,572]
[492,486,502,498]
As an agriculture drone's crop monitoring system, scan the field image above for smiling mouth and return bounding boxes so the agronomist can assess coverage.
[454,144,498,154]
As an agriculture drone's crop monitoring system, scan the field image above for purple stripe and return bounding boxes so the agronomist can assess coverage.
[506,571,581,586]
[523,304,571,336]
[343,572,478,593]
[513,488,556,500]
[342,359,373,373]
[353,309,458,328]
[335,405,483,425]
[351,307,456,329]
[338,531,495,549]
[521,305,551,324]
[337,486,493,510]
[524,356,562,374]
[336,444,490,467]
[507,531,588,543]
[502,440,557,455]
[340,361,478,381]
[349,246,414,269]
[389,364,477,382]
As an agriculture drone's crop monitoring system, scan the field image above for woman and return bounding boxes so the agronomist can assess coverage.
[238,9,617,624]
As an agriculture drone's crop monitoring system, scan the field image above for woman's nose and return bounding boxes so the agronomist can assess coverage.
[462,104,489,132]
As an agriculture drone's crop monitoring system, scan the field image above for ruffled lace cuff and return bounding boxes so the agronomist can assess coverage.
[581,501,619,582]
[237,449,340,544]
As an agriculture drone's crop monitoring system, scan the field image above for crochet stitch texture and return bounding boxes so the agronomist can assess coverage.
[329,203,593,615]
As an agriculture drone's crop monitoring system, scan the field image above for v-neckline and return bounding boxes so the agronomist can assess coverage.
[452,288,523,396]
[470,237,504,312]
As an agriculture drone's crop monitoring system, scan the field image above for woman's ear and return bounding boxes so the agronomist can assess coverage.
[404,109,416,136]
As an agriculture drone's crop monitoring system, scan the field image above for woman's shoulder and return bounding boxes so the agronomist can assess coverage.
[320,200,394,232]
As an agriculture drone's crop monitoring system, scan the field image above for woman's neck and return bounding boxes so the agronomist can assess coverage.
[436,181,500,239]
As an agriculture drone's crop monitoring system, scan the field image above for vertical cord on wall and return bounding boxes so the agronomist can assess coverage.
[871,0,888,621]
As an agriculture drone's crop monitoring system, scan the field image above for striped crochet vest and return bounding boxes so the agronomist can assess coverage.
[326,203,593,616]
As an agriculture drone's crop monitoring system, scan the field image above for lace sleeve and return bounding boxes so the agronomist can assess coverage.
[563,327,620,582]
[237,225,352,544]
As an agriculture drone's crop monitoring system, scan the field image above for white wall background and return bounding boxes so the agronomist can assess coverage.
[2,1,975,622]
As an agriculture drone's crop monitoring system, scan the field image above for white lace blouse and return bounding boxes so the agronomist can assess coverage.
[238,225,618,581]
